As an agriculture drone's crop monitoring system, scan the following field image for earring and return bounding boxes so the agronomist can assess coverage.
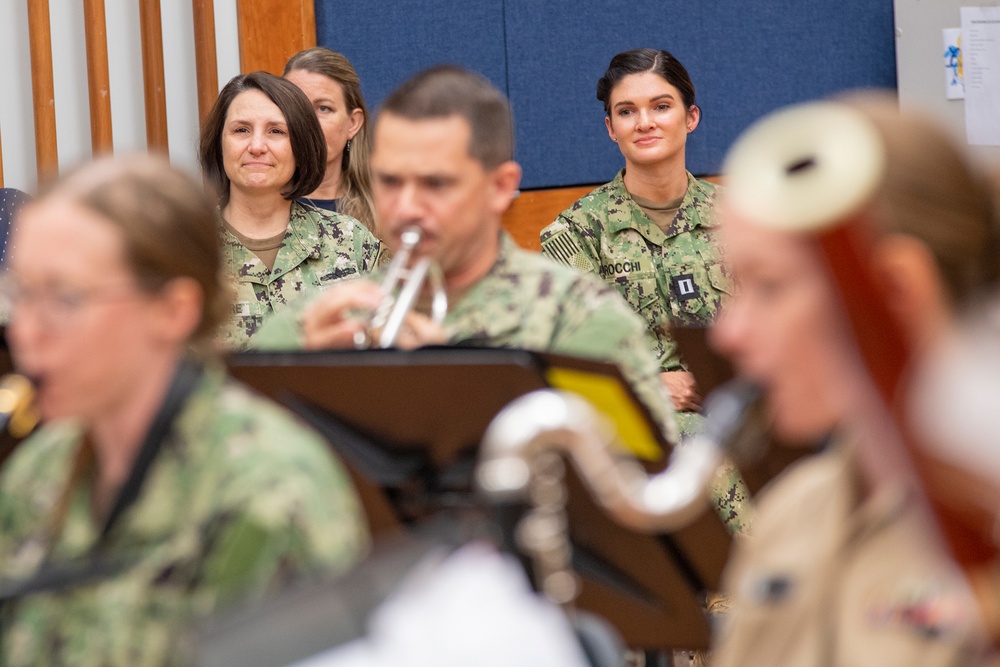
[345,139,352,154]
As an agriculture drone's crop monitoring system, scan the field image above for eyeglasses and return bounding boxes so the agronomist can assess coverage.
[0,274,143,332]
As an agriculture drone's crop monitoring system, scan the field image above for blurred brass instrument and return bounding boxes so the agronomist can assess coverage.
[475,381,759,604]
[0,373,39,439]
[354,226,448,349]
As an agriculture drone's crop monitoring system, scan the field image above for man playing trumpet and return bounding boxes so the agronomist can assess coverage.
[255,64,751,533]
[257,66,672,440]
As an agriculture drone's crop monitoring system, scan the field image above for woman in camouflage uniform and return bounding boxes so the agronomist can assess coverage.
[0,155,369,666]
[200,71,381,350]
[540,48,729,438]
[284,47,378,236]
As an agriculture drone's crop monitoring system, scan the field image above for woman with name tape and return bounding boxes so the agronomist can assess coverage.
[199,71,381,350]
[540,48,729,438]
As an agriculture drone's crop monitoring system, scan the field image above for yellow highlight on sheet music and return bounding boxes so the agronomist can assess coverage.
[545,368,662,461]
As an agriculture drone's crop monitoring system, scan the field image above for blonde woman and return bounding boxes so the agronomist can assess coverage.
[284,47,378,235]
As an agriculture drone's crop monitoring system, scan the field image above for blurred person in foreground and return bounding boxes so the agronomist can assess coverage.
[909,183,1000,643]
[0,155,369,666]
[709,94,999,665]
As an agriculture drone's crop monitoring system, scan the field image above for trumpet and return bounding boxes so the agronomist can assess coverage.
[354,226,448,349]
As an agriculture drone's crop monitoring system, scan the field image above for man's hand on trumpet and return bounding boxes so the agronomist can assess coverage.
[302,280,447,351]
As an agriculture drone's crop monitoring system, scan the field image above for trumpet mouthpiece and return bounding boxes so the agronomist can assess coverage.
[399,226,423,248]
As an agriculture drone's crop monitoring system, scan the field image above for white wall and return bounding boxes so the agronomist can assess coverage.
[894,0,1000,166]
[0,0,241,192]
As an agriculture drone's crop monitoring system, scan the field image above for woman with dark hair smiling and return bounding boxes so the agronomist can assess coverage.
[541,48,730,439]
[199,71,381,350]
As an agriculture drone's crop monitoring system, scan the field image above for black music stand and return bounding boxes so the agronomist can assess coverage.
[671,325,809,495]
[226,347,731,652]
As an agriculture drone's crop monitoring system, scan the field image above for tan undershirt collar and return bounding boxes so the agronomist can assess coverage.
[224,221,286,271]
[630,191,684,234]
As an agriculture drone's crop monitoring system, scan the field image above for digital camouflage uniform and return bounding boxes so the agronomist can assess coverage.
[538,171,748,536]
[0,365,369,667]
[540,170,730,373]
[253,233,751,534]
[220,201,382,351]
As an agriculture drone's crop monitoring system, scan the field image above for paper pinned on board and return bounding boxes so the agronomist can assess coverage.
[960,6,1000,146]
[943,27,964,100]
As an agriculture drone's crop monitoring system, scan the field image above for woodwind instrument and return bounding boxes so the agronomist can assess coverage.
[476,381,759,606]
[723,100,1000,579]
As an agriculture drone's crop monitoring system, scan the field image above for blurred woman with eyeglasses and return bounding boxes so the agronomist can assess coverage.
[0,155,368,666]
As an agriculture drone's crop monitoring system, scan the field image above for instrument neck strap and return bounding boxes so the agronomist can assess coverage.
[96,356,203,546]
[0,358,203,603]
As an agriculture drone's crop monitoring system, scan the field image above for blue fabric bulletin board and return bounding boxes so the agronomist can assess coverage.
[316,1,896,188]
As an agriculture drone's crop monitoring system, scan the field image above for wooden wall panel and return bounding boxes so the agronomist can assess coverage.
[237,0,315,75]
[139,0,169,153]
[192,0,219,125]
[84,0,114,155]
[27,0,59,182]
[502,186,594,252]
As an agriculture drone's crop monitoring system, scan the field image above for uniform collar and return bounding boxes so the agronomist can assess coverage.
[604,169,717,243]
[221,201,321,285]
[271,200,323,271]
[829,436,914,541]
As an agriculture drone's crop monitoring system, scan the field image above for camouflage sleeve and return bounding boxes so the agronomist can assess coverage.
[550,277,679,445]
[540,215,600,275]
[353,222,383,274]
[251,295,310,350]
[194,395,370,609]
[0,425,79,570]
[709,459,754,536]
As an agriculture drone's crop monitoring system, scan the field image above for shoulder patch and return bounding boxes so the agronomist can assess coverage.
[542,233,585,268]
[671,273,701,301]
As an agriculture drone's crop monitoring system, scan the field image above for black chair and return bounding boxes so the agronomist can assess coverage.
[0,188,31,264]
